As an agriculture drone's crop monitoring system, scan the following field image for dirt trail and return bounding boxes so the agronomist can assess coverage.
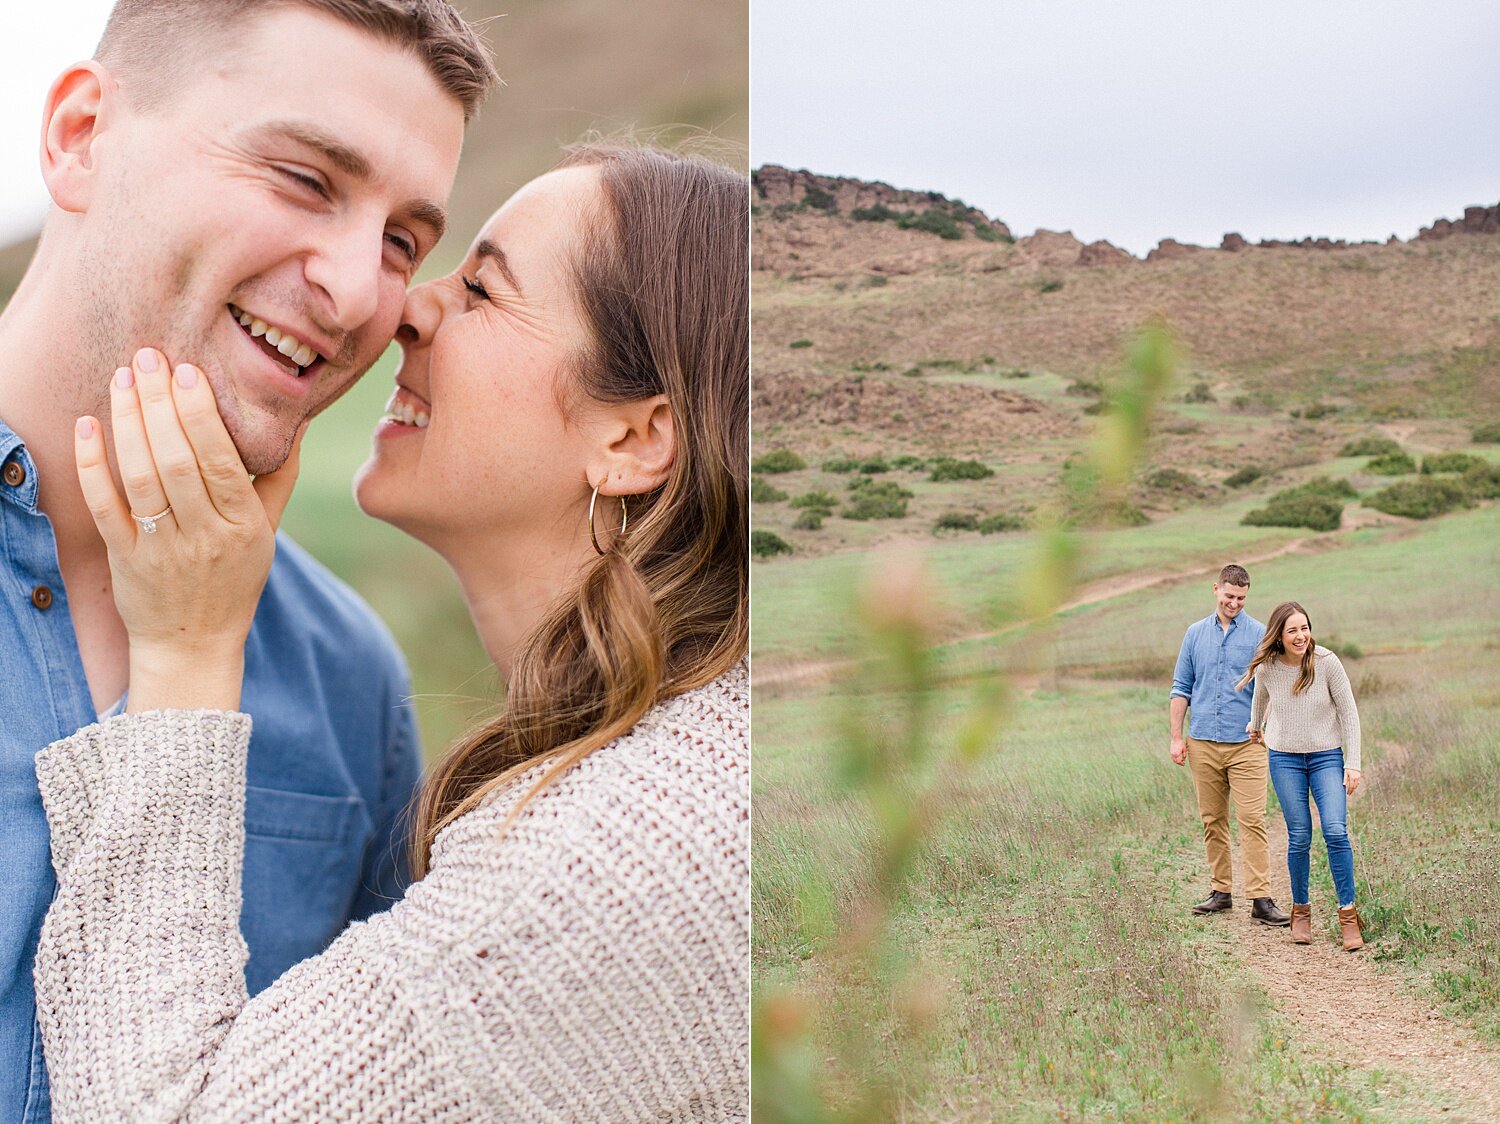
[1204,748,1500,1120]
[756,534,1320,694]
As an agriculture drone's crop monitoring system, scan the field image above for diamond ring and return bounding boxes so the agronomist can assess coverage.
[131,505,173,535]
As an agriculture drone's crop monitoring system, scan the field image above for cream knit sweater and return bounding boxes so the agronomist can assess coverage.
[34,665,748,1123]
[1248,647,1362,771]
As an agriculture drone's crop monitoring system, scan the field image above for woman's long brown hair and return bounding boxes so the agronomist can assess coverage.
[408,144,748,876]
[1237,600,1317,695]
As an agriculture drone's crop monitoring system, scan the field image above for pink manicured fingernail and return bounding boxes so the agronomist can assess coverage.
[135,348,158,373]
[76,417,94,439]
[175,364,198,388]
[115,366,134,389]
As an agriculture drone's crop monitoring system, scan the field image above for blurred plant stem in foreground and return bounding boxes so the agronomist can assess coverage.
[752,320,1178,1122]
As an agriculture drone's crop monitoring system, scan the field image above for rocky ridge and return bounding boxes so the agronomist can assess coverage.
[754,164,1500,273]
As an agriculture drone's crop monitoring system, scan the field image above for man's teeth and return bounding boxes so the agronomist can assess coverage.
[231,306,319,369]
[385,396,430,428]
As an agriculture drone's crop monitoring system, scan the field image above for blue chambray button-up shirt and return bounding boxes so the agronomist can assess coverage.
[1170,610,1266,743]
[0,418,422,1122]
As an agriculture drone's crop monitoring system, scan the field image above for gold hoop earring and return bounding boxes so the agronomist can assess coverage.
[588,483,628,556]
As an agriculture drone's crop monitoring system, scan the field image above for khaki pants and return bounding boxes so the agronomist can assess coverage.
[1187,736,1270,898]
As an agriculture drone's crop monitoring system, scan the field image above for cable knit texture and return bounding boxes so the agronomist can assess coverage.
[34,665,749,1122]
[1249,647,1362,771]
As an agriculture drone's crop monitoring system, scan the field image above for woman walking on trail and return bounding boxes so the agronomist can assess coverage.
[1241,600,1365,951]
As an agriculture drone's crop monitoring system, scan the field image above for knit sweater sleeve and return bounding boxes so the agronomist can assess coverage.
[1249,670,1269,734]
[1323,652,1362,772]
[35,677,749,1122]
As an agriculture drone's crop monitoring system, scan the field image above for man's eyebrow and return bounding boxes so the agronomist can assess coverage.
[474,239,523,294]
[252,120,373,180]
[405,200,448,246]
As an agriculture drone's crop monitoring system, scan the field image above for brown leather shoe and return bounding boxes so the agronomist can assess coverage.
[1338,906,1364,951]
[1192,891,1233,914]
[1251,898,1291,927]
[1290,903,1312,944]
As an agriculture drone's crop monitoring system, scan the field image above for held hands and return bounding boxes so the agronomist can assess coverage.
[75,348,301,712]
[1245,722,1262,744]
[1345,769,1361,796]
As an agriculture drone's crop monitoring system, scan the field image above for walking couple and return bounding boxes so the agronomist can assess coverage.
[1170,564,1366,950]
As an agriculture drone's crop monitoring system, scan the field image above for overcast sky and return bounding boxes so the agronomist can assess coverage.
[752,0,1500,256]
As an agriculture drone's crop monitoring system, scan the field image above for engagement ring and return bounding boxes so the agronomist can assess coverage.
[131,506,173,535]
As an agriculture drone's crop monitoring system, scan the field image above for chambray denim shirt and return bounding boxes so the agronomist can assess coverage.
[0,419,422,1122]
[1170,610,1266,742]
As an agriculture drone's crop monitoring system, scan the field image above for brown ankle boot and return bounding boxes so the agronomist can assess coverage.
[1338,905,1364,951]
[1290,903,1312,944]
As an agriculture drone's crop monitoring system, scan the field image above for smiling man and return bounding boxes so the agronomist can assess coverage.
[1169,564,1290,927]
[0,2,495,1118]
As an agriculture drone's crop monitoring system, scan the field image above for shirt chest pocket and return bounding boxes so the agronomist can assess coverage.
[239,786,373,994]
[1226,639,1256,684]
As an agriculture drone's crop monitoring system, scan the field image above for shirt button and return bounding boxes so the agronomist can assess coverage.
[31,585,53,611]
[3,461,24,487]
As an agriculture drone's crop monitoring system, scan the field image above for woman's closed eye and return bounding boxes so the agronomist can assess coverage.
[462,275,490,301]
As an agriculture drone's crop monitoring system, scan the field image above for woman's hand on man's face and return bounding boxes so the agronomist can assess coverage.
[74,347,303,712]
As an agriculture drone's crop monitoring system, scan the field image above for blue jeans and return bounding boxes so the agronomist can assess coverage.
[1267,748,1356,907]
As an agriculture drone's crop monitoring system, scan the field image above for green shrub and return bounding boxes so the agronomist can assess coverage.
[792,510,825,531]
[789,339,813,349]
[1183,381,1216,403]
[1472,422,1500,443]
[1281,476,1358,501]
[896,210,965,240]
[1301,401,1336,419]
[1224,466,1267,488]
[751,477,788,503]
[891,455,926,471]
[790,489,839,509]
[843,478,912,520]
[932,512,979,534]
[753,449,806,474]
[929,457,995,482]
[858,458,890,474]
[851,204,897,223]
[801,186,837,212]
[1421,452,1485,474]
[1002,368,1032,379]
[1365,478,1473,519]
[1366,451,1417,475]
[1242,495,1344,532]
[900,366,924,378]
[1340,435,1401,457]
[972,223,1013,244]
[751,530,793,558]
[1038,278,1064,294]
[821,457,861,474]
[864,274,889,288]
[848,477,914,498]
[1463,461,1500,499]
[978,513,1026,534]
[1066,379,1104,398]
[1146,468,1201,494]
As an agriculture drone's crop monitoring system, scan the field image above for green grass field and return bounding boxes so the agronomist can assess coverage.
[753,502,1500,1118]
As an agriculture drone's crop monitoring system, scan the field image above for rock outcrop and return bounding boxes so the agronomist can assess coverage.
[1417,203,1500,240]
[752,165,1012,241]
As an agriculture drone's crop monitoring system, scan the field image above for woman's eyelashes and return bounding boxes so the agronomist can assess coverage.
[462,275,491,301]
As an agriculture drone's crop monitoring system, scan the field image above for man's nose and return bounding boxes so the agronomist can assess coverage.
[303,220,385,334]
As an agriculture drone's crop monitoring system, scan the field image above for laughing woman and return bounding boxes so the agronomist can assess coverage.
[32,146,748,1121]
[1241,600,1364,952]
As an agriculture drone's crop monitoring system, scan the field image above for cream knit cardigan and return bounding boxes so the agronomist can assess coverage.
[34,665,749,1122]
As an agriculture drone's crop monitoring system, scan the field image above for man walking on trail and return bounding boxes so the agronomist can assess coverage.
[1170,564,1290,925]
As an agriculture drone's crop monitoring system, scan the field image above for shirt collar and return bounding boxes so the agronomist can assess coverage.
[0,415,41,514]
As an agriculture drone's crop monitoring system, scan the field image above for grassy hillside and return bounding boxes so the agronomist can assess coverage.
[755,504,1500,1119]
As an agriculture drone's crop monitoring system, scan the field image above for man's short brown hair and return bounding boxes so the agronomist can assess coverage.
[97,0,498,121]
[1218,564,1250,587]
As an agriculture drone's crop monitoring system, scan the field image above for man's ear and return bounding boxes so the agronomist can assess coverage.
[587,394,675,496]
[41,62,113,214]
